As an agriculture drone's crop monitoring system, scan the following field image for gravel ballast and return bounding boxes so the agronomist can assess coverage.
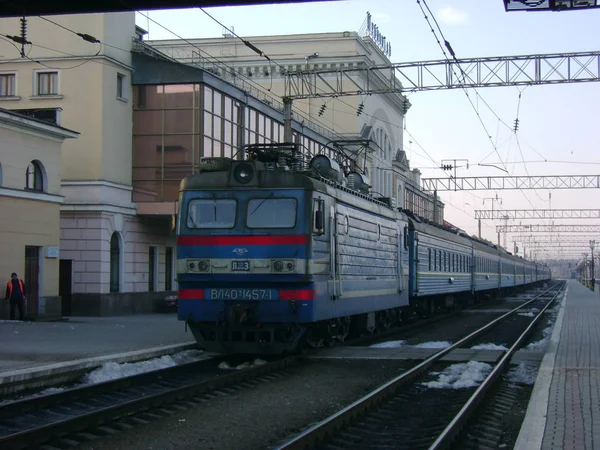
[75,358,411,450]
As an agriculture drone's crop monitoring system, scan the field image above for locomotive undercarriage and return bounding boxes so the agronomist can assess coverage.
[186,282,547,355]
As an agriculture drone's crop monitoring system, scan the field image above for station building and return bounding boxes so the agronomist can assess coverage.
[0,108,78,320]
[144,28,444,220]
[0,12,443,317]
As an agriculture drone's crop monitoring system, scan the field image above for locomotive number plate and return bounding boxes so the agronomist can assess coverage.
[231,261,250,271]
[207,289,278,301]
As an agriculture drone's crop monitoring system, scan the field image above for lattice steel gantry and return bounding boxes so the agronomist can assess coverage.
[513,236,600,244]
[283,50,600,99]
[497,224,600,233]
[421,175,600,192]
[475,209,600,220]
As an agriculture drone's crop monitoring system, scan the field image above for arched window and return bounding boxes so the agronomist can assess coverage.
[110,232,121,293]
[25,160,44,192]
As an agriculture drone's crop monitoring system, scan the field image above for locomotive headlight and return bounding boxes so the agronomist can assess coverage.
[286,262,295,271]
[233,163,254,184]
[273,260,284,272]
[187,259,210,272]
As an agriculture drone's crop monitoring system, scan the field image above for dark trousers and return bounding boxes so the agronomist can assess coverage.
[9,299,24,321]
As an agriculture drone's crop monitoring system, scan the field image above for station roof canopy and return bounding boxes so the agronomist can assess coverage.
[503,0,600,12]
[0,0,338,18]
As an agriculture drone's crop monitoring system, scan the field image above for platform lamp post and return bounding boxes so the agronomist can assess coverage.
[590,240,596,292]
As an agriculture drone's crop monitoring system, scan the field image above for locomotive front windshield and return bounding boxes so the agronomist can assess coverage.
[247,198,297,228]
[187,199,237,229]
[182,191,303,232]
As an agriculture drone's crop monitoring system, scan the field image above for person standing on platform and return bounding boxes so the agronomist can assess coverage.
[5,272,26,321]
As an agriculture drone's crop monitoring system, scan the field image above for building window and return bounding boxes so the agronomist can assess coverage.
[25,160,44,191]
[117,73,125,99]
[0,73,16,97]
[36,71,58,96]
[110,233,121,293]
[165,247,173,291]
[148,246,157,292]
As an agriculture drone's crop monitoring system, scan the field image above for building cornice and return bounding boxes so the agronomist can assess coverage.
[0,187,64,204]
[61,180,133,192]
[0,111,79,141]
[60,203,137,216]
[2,54,133,71]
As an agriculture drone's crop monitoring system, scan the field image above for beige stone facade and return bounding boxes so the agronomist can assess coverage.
[0,109,78,319]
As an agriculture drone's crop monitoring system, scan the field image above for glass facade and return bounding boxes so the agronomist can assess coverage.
[133,83,345,203]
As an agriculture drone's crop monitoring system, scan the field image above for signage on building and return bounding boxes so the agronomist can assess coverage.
[365,11,392,58]
[46,246,60,258]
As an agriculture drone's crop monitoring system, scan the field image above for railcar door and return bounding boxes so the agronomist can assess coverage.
[329,205,342,300]
[397,224,404,292]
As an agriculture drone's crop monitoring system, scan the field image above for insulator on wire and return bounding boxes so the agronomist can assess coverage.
[356,102,364,116]
[318,104,326,116]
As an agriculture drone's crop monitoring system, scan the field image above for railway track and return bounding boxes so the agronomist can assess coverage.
[0,355,298,450]
[273,281,564,450]
[0,283,554,450]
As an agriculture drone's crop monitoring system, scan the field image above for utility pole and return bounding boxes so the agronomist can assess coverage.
[283,97,293,142]
[481,194,502,241]
[590,240,596,292]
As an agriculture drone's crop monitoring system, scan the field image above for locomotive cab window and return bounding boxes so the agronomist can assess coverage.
[187,199,236,228]
[313,198,325,235]
[247,197,297,228]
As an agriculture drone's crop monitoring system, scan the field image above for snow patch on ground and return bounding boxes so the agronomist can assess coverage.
[0,349,206,405]
[369,340,407,348]
[412,340,453,349]
[218,359,268,370]
[524,324,555,351]
[471,343,508,351]
[422,361,493,389]
[506,363,538,386]
[82,350,204,385]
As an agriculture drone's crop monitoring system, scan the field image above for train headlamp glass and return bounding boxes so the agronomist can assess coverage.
[233,163,254,184]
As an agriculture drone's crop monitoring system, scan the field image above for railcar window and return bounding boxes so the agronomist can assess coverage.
[187,199,236,228]
[312,199,325,235]
[247,198,297,228]
[428,248,432,271]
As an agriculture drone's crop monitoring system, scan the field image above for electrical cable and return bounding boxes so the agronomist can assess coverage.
[417,0,539,214]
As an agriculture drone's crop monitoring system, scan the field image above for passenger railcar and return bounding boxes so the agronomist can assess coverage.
[175,143,552,355]
[408,217,473,308]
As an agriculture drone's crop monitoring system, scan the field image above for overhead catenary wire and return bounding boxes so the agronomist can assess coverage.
[417,0,539,214]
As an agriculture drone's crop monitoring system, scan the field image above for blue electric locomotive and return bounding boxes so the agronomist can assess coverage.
[176,143,552,355]
[176,144,413,354]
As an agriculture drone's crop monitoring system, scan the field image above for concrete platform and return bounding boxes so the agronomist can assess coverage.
[0,314,196,394]
[515,280,600,450]
[307,345,545,365]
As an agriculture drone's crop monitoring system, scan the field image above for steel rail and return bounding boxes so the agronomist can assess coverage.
[0,356,215,420]
[428,281,564,449]
[274,281,563,450]
[0,355,298,450]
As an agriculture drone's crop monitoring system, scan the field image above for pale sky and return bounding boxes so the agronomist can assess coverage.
[135,0,600,259]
